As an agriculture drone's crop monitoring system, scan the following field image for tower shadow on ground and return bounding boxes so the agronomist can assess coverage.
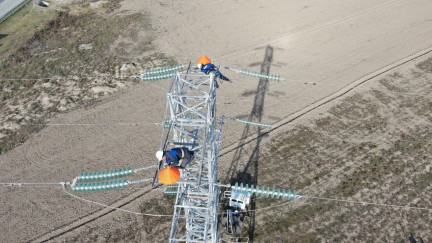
[224,45,274,242]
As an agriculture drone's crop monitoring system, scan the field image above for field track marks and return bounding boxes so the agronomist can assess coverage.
[31,188,153,242]
[217,0,402,61]
[219,45,432,157]
[32,45,432,242]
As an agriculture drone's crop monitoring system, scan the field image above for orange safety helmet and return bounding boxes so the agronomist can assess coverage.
[197,55,211,65]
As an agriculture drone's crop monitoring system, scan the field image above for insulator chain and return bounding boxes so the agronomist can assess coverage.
[164,182,301,201]
[140,64,184,81]
[232,182,301,200]
[72,179,128,192]
[162,114,195,128]
[238,69,283,82]
[227,117,273,128]
[72,166,155,192]
[164,185,179,194]
[77,168,132,181]
[163,119,171,128]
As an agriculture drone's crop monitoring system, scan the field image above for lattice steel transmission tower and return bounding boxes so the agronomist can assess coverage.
[162,64,224,242]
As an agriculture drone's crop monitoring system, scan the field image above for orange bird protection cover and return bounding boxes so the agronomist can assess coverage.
[197,55,211,65]
[158,166,181,185]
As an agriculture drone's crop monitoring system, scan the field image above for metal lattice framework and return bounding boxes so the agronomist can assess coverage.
[164,65,223,242]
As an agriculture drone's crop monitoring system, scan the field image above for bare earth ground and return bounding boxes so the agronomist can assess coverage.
[1,0,432,242]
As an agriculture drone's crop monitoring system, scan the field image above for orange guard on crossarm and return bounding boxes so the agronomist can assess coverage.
[158,166,181,185]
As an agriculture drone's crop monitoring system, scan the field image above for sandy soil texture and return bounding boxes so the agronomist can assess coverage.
[1,0,432,242]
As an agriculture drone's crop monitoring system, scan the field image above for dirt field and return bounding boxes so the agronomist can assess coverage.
[1,0,432,242]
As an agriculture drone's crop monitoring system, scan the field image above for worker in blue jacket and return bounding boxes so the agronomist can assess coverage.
[197,55,230,83]
[156,147,195,169]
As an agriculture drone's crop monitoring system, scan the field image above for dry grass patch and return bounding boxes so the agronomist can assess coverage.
[251,59,432,241]
[0,5,176,154]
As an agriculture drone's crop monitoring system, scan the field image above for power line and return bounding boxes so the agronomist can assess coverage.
[303,195,432,212]
[0,75,125,82]
[60,183,172,217]
[0,181,173,217]
[0,182,63,187]
[18,122,163,127]
[2,180,431,218]
[2,59,432,233]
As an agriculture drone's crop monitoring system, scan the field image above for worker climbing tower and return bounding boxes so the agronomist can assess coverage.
[160,64,223,242]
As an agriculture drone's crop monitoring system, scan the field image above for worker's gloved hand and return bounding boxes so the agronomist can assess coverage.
[166,160,171,166]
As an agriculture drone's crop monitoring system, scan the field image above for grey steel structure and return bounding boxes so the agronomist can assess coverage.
[163,65,223,242]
